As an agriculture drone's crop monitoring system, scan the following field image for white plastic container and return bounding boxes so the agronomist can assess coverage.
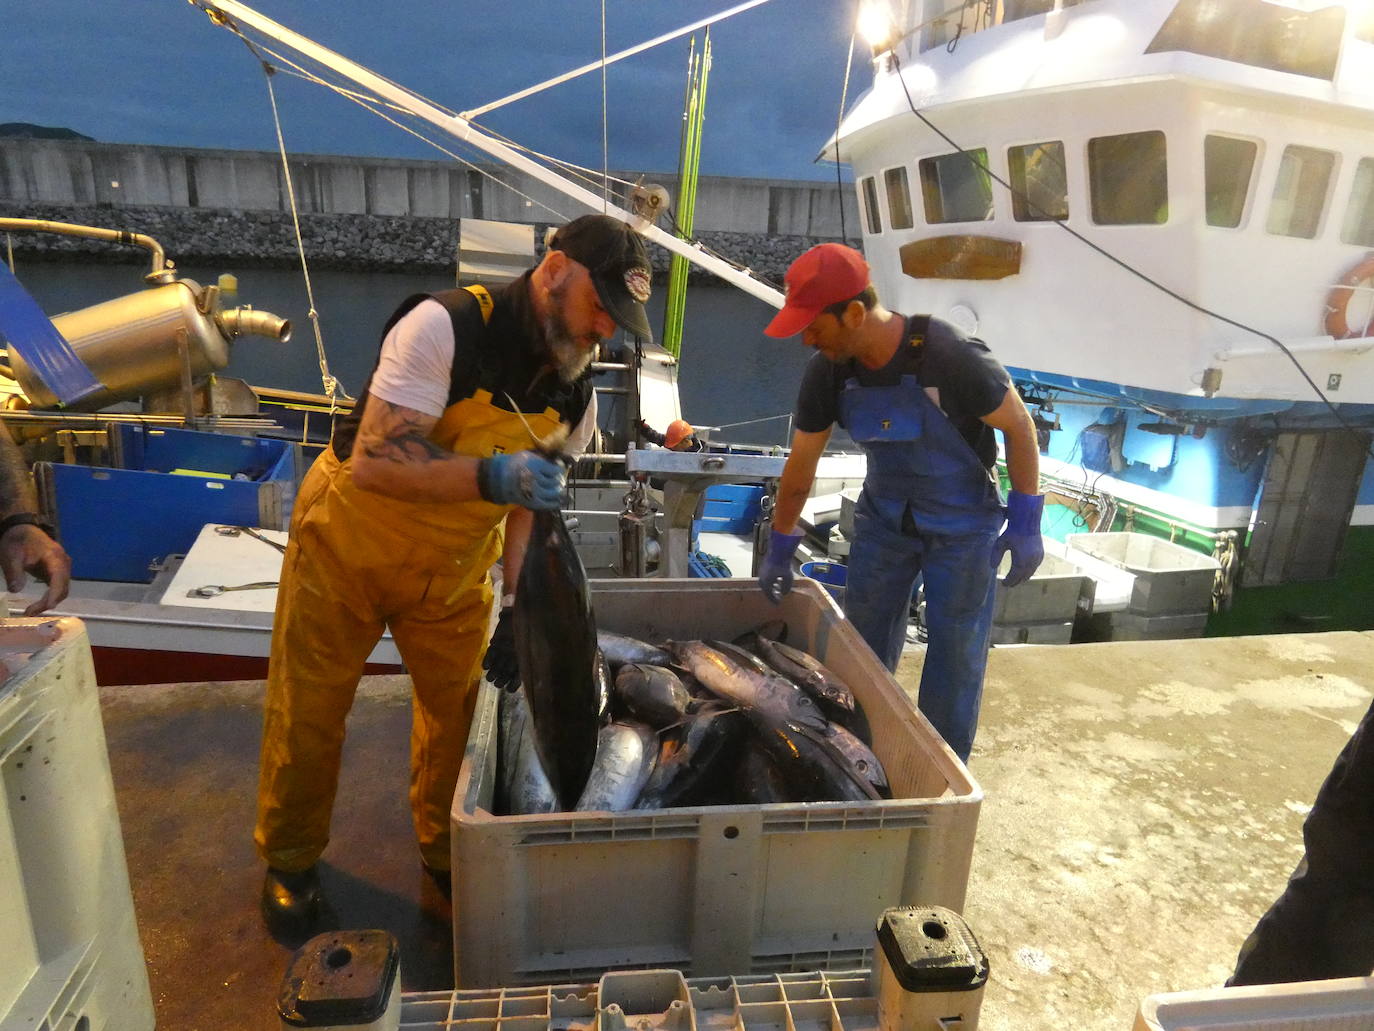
[0,618,154,1031]
[450,579,982,988]
[1134,975,1374,1030]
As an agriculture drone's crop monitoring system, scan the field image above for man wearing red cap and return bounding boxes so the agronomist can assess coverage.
[758,243,1042,762]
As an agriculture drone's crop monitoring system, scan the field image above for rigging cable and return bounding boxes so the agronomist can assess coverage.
[212,5,787,304]
[602,0,610,210]
[884,45,1374,463]
[231,31,580,223]
[259,60,351,405]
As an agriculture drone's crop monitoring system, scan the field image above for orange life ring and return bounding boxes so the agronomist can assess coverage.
[1325,254,1374,339]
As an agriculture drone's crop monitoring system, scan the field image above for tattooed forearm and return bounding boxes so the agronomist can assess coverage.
[358,401,451,465]
[361,432,450,464]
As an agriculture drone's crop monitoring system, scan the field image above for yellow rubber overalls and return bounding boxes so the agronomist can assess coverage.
[254,286,564,873]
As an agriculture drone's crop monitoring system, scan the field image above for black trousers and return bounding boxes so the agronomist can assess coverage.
[1230,697,1374,985]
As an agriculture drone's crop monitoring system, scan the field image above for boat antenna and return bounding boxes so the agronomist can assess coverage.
[880,44,1374,463]
[601,0,610,211]
[833,29,857,243]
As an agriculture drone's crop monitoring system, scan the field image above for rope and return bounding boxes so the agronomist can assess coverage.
[260,61,350,405]
[713,412,792,431]
[242,38,580,222]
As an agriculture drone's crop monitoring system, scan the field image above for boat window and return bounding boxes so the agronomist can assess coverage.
[918,149,994,224]
[860,176,882,234]
[1266,145,1336,239]
[1002,0,1091,23]
[1009,141,1069,222]
[1204,135,1258,228]
[1088,131,1168,226]
[1146,0,1344,81]
[1341,158,1374,247]
[884,166,915,230]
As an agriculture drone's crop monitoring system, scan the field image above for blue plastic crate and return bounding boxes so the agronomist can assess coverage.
[693,483,765,536]
[40,427,296,583]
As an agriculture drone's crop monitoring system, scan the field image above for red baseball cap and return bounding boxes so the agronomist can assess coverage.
[764,243,871,338]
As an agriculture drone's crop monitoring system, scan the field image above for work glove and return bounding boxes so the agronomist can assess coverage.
[991,490,1045,588]
[482,604,520,691]
[477,450,565,511]
[758,528,804,604]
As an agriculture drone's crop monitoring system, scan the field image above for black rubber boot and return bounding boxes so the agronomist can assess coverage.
[261,865,323,940]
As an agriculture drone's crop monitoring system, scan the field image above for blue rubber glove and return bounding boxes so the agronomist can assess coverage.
[758,528,804,604]
[477,450,565,510]
[992,490,1045,588]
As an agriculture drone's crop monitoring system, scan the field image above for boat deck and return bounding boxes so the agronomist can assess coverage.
[98,629,1374,1030]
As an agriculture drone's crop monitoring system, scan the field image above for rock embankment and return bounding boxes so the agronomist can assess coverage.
[1,203,858,283]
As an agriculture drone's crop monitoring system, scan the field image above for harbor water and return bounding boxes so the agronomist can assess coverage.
[14,261,814,449]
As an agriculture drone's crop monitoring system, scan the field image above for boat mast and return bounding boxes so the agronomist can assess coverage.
[194,0,785,310]
[662,31,711,360]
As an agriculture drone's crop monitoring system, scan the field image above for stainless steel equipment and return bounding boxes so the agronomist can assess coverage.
[0,218,291,411]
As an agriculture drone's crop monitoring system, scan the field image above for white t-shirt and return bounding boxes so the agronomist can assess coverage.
[369,298,597,456]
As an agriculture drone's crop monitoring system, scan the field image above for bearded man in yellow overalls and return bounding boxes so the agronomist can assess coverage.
[254,215,654,937]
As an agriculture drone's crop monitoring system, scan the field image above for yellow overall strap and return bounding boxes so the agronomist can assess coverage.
[463,284,494,325]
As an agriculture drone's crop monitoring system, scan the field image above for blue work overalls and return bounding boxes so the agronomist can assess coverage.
[840,352,1005,762]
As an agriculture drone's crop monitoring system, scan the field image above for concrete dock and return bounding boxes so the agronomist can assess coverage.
[98,630,1374,1030]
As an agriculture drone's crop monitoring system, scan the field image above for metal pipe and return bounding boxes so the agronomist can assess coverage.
[0,410,281,430]
[0,217,172,283]
[219,307,293,343]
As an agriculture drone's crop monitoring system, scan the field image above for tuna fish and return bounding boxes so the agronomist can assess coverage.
[497,687,559,815]
[574,721,659,812]
[750,636,855,714]
[635,704,749,809]
[613,663,694,729]
[821,721,889,798]
[745,634,872,745]
[749,713,881,803]
[734,739,796,805]
[669,640,827,731]
[598,630,673,670]
[514,508,604,809]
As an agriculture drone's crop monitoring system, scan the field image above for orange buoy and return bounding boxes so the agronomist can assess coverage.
[1324,254,1374,339]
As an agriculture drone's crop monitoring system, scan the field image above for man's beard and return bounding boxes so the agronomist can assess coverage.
[544,286,596,384]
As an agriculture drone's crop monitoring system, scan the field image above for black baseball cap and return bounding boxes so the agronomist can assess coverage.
[549,214,654,342]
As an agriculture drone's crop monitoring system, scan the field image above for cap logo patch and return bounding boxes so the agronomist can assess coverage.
[624,267,651,303]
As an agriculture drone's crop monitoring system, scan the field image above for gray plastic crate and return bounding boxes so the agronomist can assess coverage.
[992,552,1089,626]
[1066,532,1219,616]
[1108,610,1209,642]
[402,969,880,1031]
[451,579,981,989]
[990,620,1074,646]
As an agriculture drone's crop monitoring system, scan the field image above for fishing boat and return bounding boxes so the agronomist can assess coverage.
[827,0,1374,637]
[0,2,868,681]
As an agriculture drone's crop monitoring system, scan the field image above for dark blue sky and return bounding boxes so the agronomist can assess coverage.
[2,0,864,183]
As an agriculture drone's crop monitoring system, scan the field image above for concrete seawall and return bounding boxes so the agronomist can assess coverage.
[0,139,860,278]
